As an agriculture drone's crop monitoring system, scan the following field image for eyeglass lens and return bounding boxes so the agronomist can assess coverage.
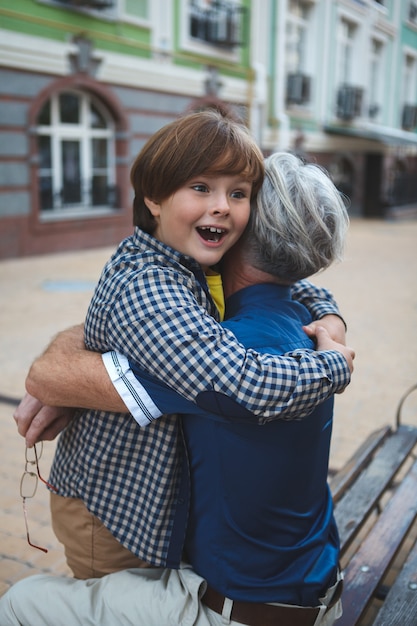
[25,442,58,491]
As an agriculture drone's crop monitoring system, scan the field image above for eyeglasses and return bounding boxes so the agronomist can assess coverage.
[20,443,58,553]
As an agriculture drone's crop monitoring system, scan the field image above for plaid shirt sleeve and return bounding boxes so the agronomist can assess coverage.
[103,266,351,423]
[290,280,347,328]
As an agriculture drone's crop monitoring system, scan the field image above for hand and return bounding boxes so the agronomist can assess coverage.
[303,314,346,345]
[303,325,355,375]
[13,392,75,448]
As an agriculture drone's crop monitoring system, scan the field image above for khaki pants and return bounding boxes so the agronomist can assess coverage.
[50,492,151,579]
[0,565,342,626]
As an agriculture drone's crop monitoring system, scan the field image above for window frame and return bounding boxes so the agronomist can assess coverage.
[36,90,117,221]
[368,36,386,122]
[284,0,317,109]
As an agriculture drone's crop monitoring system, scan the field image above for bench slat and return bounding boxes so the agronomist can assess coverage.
[335,425,417,553]
[336,458,417,626]
[330,426,392,503]
[372,536,417,625]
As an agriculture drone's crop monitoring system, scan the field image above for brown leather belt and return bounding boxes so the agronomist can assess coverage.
[202,580,343,626]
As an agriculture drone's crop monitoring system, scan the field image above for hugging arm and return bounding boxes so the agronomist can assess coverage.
[98,268,351,422]
[18,280,353,444]
[104,317,354,427]
[19,318,353,446]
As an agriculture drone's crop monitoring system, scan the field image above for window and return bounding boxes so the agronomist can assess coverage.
[189,0,246,48]
[37,91,117,218]
[402,54,417,105]
[285,1,314,106]
[335,17,363,119]
[286,1,309,74]
[401,53,417,129]
[338,18,357,85]
[409,1,417,23]
[368,39,384,120]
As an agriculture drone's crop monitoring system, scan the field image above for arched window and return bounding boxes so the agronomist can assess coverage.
[36,90,117,218]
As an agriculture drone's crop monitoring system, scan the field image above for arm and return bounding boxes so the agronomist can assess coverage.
[21,322,354,445]
[104,319,355,427]
[96,267,351,423]
[26,325,125,412]
[26,321,353,414]
[291,280,346,344]
[26,272,353,428]
[290,279,346,327]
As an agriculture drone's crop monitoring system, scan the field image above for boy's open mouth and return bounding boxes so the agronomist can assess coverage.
[197,226,226,243]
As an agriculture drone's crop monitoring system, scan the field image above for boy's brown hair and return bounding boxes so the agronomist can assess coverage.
[131,109,264,232]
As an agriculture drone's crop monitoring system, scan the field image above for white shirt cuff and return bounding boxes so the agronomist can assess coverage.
[102,351,163,427]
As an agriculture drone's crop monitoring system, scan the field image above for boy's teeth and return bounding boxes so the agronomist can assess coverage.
[201,227,223,233]
[198,226,225,242]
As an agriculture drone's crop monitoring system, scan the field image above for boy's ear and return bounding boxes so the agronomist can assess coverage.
[144,197,161,217]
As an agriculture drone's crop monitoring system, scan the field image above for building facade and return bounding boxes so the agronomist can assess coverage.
[253,0,417,218]
[1,0,417,259]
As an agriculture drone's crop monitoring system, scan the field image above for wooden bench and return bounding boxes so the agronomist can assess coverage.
[329,384,417,625]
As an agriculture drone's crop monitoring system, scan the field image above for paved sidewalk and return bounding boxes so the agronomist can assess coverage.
[1,218,417,598]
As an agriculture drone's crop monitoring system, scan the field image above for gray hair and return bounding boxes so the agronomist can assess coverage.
[246,152,349,283]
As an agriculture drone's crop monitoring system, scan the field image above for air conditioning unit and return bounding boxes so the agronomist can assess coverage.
[286,73,311,105]
[368,103,380,119]
[336,85,363,121]
[402,104,417,130]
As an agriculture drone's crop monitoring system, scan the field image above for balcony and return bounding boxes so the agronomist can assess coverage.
[190,1,247,48]
[336,85,363,121]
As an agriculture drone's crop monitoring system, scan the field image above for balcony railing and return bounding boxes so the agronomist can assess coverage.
[190,1,247,48]
[40,182,119,212]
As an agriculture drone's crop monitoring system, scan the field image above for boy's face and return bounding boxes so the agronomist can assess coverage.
[145,174,252,271]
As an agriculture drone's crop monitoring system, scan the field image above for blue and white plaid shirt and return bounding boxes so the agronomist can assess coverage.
[49,228,350,567]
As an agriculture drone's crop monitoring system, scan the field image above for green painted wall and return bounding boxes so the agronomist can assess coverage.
[0,0,250,77]
[0,0,152,58]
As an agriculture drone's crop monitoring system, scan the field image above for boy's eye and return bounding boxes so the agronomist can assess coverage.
[231,190,248,199]
[191,184,209,193]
